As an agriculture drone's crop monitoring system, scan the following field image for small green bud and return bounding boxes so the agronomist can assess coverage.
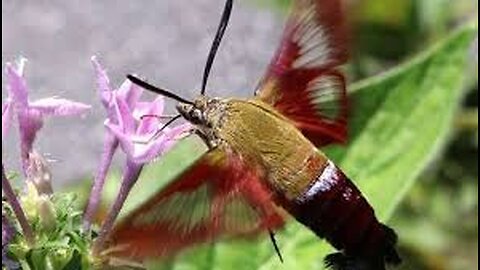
[38,195,57,231]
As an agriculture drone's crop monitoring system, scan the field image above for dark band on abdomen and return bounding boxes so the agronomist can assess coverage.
[286,160,387,258]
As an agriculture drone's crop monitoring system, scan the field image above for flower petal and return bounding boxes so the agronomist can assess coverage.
[16,57,28,77]
[5,62,28,108]
[2,101,14,139]
[129,123,191,163]
[18,111,43,156]
[29,97,91,116]
[136,96,165,134]
[113,96,136,134]
[127,134,170,163]
[132,102,152,119]
[91,56,113,107]
[105,120,135,158]
[117,79,142,108]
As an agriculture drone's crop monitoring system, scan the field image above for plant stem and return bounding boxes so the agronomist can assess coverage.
[83,134,118,232]
[2,164,35,246]
[92,160,143,255]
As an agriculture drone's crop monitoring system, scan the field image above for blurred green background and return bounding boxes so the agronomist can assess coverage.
[331,0,478,269]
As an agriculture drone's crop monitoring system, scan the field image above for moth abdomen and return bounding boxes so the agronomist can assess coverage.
[285,160,401,270]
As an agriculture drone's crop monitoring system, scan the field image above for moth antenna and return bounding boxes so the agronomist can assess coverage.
[140,114,178,120]
[200,0,233,95]
[127,75,193,105]
[269,229,284,263]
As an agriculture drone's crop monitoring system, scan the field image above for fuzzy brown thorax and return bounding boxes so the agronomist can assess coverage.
[178,96,329,200]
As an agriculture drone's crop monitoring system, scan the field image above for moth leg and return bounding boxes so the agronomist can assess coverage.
[131,114,188,145]
[140,114,178,120]
[133,127,195,145]
[194,130,219,149]
[269,229,284,263]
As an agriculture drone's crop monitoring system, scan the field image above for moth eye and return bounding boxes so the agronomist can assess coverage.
[191,109,203,121]
[208,98,220,105]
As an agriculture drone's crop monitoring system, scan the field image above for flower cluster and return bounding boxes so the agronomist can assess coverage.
[1,57,191,268]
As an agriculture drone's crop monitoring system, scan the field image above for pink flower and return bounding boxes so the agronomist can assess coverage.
[92,56,142,121]
[106,93,190,163]
[83,57,143,231]
[3,57,91,175]
[2,57,91,250]
[85,58,191,251]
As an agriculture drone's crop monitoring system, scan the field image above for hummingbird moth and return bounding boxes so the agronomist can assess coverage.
[103,0,402,269]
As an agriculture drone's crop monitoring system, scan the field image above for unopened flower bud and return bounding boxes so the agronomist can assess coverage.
[21,182,57,231]
[26,150,53,195]
[38,195,56,231]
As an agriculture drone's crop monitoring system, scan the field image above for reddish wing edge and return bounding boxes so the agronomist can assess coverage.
[104,148,285,262]
[255,0,348,146]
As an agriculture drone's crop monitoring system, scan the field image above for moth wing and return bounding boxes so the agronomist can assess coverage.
[105,148,285,261]
[255,0,348,146]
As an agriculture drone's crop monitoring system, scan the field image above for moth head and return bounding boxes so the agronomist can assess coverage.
[176,96,222,127]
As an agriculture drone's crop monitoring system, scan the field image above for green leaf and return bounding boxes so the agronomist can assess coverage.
[262,21,477,270]
[25,249,48,270]
[61,250,83,270]
[115,21,476,270]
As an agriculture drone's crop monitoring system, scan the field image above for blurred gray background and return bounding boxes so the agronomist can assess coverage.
[2,0,283,187]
